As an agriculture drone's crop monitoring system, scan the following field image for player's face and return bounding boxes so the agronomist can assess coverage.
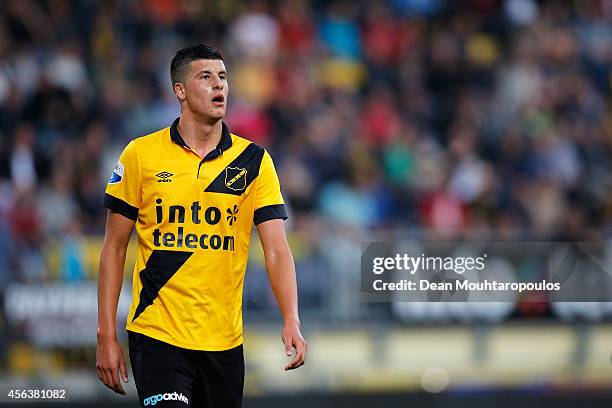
[181,59,229,121]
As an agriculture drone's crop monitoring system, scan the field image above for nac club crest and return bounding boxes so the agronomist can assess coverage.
[224,167,247,191]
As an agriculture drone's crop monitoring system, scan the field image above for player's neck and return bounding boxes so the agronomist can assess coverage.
[177,112,223,158]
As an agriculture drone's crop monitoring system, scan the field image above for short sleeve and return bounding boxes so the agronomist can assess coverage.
[253,150,288,225]
[102,141,141,220]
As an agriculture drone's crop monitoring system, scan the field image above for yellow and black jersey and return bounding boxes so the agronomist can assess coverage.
[102,118,287,351]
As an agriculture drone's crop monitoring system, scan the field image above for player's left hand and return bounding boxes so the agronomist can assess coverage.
[282,322,307,370]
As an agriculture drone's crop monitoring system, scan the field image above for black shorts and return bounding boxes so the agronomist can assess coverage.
[128,331,244,408]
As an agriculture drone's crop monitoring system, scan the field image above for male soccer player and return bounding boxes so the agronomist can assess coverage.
[96,44,306,407]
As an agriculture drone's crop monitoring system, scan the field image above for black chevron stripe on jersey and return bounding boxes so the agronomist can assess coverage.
[204,143,265,195]
[132,250,193,322]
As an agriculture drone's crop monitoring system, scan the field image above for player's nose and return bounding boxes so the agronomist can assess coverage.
[213,78,223,90]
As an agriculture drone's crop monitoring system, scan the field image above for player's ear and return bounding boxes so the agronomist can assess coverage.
[174,82,186,101]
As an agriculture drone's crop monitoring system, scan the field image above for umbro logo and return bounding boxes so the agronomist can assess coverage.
[156,171,173,182]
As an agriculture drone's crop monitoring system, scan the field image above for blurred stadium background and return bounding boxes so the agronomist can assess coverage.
[1,0,612,406]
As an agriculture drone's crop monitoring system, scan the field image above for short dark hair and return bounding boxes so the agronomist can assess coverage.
[170,44,224,85]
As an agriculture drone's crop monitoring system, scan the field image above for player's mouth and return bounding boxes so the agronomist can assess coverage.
[211,94,225,107]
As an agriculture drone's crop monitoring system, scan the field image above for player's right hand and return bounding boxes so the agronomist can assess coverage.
[96,337,129,395]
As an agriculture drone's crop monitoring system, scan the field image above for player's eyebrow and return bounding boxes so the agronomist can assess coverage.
[196,69,227,76]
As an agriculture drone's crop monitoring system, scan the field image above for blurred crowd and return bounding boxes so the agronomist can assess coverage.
[0,0,611,304]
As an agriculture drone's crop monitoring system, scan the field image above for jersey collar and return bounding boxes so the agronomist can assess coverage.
[169,117,233,159]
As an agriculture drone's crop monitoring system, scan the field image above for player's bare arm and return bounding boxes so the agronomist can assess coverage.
[257,219,307,370]
[96,210,134,395]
